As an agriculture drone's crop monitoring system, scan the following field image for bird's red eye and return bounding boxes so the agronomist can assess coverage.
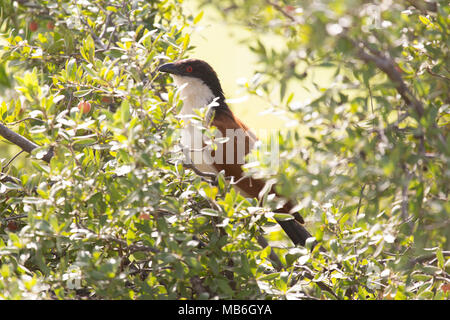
[186,66,193,73]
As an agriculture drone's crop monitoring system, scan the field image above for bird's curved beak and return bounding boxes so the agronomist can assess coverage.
[158,63,178,75]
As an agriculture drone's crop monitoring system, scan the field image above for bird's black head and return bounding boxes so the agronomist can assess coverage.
[158,59,224,99]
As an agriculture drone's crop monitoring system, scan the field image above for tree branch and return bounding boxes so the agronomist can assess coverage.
[406,0,438,13]
[265,0,296,22]
[0,123,54,163]
[182,160,251,187]
[353,40,425,118]
[409,251,450,267]
[3,214,28,222]
[352,40,447,148]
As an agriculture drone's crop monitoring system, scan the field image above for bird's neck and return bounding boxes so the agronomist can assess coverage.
[172,75,227,116]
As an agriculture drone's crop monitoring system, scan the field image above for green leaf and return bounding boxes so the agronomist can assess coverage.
[73,134,97,145]
[419,15,430,26]
[274,213,294,221]
[193,11,204,24]
[258,272,280,281]
[73,89,92,98]
[66,58,77,79]
[0,63,11,87]
[120,99,131,124]
[200,208,219,217]
[436,248,444,269]
[81,35,95,63]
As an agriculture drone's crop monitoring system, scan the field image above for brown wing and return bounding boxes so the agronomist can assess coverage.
[210,108,304,224]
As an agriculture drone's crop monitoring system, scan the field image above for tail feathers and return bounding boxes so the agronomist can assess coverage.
[277,219,313,247]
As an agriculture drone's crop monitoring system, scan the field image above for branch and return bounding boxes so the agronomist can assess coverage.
[2,150,24,172]
[406,0,438,13]
[3,214,28,222]
[264,1,431,120]
[426,67,450,82]
[98,12,112,39]
[6,117,45,126]
[352,40,448,148]
[353,40,425,118]
[425,219,450,231]
[97,235,160,254]
[409,251,450,267]
[265,0,296,22]
[0,172,21,184]
[0,123,54,163]
[297,265,340,299]
[355,184,366,217]
[401,169,415,232]
[183,162,217,182]
[97,10,117,51]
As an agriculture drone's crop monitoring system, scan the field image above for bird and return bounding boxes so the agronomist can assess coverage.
[158,58,312,247]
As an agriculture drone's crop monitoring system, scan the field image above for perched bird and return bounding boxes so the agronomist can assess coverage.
[158,58,312,246]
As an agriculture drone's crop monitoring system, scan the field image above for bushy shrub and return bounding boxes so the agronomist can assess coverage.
[0,0,448,299]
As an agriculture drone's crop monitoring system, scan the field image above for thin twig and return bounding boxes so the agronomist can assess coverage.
[409,251,450,267]
[367,80,376,132]
[265,0,296,22]
[3,214,28,222]
[99,12,112,39]
[425,219,450,231]
[6,117,45,126]
[99,235,160,254]
[356,184,366,217]
[183,162,217,181]
[426,67,450,82]
[298,266,340,299]
[2,150,24,172]
[401,169,414,232]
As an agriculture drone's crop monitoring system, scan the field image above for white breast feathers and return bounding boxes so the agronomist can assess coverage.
[172,75,217,173]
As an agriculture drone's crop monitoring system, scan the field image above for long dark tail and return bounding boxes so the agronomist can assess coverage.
[276,219,313,247]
